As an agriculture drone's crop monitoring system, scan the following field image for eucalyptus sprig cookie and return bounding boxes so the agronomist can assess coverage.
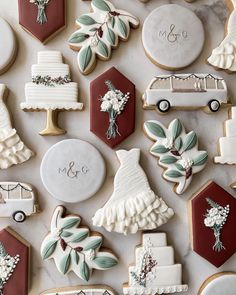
[40,285,116,295]
[68,0,140,75]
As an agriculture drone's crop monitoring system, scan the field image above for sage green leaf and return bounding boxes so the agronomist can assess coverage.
[61,217,80,229]
[182,132,197,152]
[80,261,90,281]
[171,119,182,140]
[94,256,118,269]
[165,170,183,178]
[117,17,127,38]
[106,27,116,45]
[72,250,80,265]
[97,40,109,57]
[160,155,178,164]
[84,237,102,251]
[59,253,71,274]
[89,28,98,32]
[61,231,73,238]
[111,16,115,28]
[77,15,97,25]
[151,145,169,154]
[92,0,111,11]
[79,46,92,72]
[145,122,166,138]
[68,32,89,44]
[193,152,208,166]
[70,230,89,243]
[41,240,58,260]
[175,163,185,171]
[175,137,183,151]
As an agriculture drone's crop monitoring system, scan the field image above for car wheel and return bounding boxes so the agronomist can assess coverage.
[13,211,26,223]
[208,100,220,112]
[157,99,171,113]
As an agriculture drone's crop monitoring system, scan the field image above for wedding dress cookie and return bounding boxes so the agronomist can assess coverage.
[198,272,236,295]
[18,0,65,43]
[68,0,139,74]
[40,139,106,203]
[123,232,188,294]
[0,227,30,295]
[41,206,118,281]
[0,17,17,75]
[189,181,236,267]
[208,0,236,71]
[93,149,174,235]
[0,84,34,169]
[142,4,204,70]
[40,285,116,295]
[144,119,208,194]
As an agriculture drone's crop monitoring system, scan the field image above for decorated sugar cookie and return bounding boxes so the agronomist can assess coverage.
[40,285,116,295]
[0,84,34,169]
[144,119,208,195]
[208,0,236,71]
[93,149,174,235]
[143,74,229,113]
[215,107,236,164]
[68,0,139,75]
[0,227,30,295]
[21,51,84,135]
[198,272,236,295]
[0,182,39,222]
[41,206,118,280]
[90,67,135,148]
[18,0,65,43]
[40,139,106,203]
[0,17,17,75]
[189,181,236,267]
[123,232,188,294]
[142,4,204,70]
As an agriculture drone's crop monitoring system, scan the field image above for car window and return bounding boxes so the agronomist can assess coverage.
[151,78,170,89]
[173,77,204,90]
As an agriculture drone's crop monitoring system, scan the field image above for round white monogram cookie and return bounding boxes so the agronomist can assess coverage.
[40,139,106,203]
[142,4,205,70]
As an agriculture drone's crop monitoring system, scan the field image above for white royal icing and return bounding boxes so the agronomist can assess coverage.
[123,233,188,295]
[144,119,208,194]
[208,0,236,71]
[0,84,34,169]
[142,4,204,69]
[0,17,17,74]
[215,107,236,164]
[92,149,174,235]
[40,286,115,295]
[143,74,228,109]
[200,273,236,295]
[21,51,83,110]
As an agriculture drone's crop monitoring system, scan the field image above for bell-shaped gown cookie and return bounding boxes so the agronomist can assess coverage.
[93,149,174,235]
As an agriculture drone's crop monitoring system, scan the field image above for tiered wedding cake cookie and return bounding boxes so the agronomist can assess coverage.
[123,233,188,294]
[215,107,236,164]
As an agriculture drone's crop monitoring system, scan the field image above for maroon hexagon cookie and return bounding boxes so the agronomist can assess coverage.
[90,67,136,149]
[0,227,30,295]
[189,181,236,267]
[18,0,65,43]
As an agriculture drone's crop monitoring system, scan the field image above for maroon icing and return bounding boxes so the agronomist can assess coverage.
[0,228,30,295]
[18,0,65,43]
[90,67,136,149]
[191,181,236,267]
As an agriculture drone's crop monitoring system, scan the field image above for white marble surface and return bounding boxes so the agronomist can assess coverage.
[0,0,236,294]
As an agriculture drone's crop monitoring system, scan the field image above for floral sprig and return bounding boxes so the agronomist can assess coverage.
[29,0,50,25]
[204,198,230,252]
[32,75,71,87]
[100,80,129,139]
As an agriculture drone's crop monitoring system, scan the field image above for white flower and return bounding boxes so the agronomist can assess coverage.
[90,37,99,47]
[101,100,111,111]
[51,228,62,238]
[85,249,96,261]
[208,207,219,217]
[179,159,193,170]
[163,138,174,149]
[204,217,215,227]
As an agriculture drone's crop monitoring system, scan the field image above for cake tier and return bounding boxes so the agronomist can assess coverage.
[135,246,174,266]
[38,51,62,64]
[32,64,70,78]
[143,233,167,247]
[215,137,236,164]
[225,119,236,137]
[129,264,183,287]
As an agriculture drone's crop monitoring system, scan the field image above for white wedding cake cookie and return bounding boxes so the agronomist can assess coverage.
[215,107,236,164]
[123,233,188,294]
[22,51,83,110]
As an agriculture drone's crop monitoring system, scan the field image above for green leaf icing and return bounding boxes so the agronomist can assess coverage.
[106,28,116,45]
[160,155,178,164]
[174,163,185,171]
[97,40,109,57]
[84,237,102,251]
[182,131,197,152]
[69,32,89,44]
[61,231,73,238]
[145,122,166,138]
[175,137,183,151]
[80,261,90,281]
[151,145,169,154]
[61,217,80,229]
[77,15,97,25]
[117,18,128,38]
[171,119,182,140]
[72,250,80,265]
[92,0,111,11]
[193,152,208,166]
[94,256,118,268]
[70,230,89,243]
[59,253,71,274]
[79,46,92,72]
[111,16,115,28]
[41,240,58,260]
[165,170,183,178]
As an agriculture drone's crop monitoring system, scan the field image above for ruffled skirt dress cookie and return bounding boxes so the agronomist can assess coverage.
[93,149,174,235]
[0,84,34,169]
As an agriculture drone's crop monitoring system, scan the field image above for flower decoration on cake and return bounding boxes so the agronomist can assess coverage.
[204,198,230,252]
[100,80,129,139]
[29,0,50,25]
